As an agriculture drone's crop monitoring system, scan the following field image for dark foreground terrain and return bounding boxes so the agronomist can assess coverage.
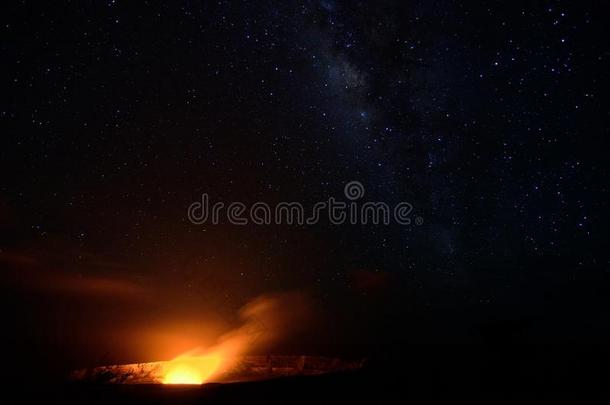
[6,346,610,404]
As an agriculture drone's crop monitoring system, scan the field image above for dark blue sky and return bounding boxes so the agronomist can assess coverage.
[1,1,609,376]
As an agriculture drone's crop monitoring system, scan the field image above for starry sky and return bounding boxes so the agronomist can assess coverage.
[1,0,609,377]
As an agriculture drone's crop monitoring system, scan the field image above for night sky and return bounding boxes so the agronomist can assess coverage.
[1,0,609,380]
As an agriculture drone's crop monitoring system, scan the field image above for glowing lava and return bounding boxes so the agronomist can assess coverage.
[161,353,223,385]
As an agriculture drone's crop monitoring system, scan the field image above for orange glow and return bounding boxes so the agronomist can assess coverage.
[161,353,223,385]
[67,294,314,385]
